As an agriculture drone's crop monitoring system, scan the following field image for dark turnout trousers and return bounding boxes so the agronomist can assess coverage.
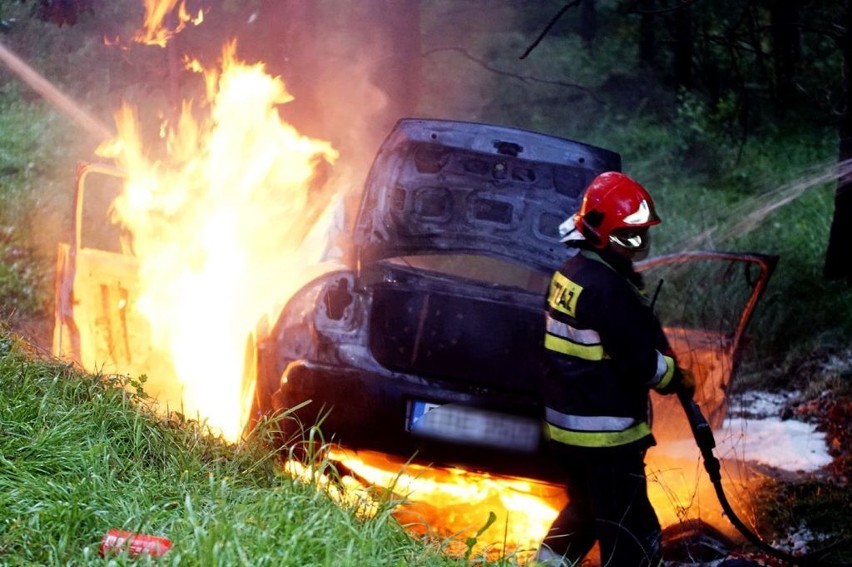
[536,444,662,567]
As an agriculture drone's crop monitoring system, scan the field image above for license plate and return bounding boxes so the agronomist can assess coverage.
[407,400,540,453]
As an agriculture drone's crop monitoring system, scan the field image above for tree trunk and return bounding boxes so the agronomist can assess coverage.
[769,0,801,116]
[263,0,323,138]
[578,0,597,45]
[638,0,656,67]
[824,1,852,283]
[671,3,693,89]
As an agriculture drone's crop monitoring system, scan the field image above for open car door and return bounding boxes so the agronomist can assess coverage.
[637,251,778,441]
[52,162,177,397]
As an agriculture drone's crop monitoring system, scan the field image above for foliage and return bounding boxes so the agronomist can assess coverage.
[0,235,39,317]
[620,0,844,128]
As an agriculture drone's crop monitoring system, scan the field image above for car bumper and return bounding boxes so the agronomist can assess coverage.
[271,360,561,480]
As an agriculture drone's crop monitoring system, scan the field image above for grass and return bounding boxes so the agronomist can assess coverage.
[0,330,486,566]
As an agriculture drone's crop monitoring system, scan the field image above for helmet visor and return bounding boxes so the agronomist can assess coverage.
[608,228,650,250]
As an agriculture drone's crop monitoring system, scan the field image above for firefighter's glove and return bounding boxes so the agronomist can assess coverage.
[657,367,694,397]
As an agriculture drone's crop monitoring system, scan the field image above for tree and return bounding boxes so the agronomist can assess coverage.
[624,0,849,282]
[638,0,657,66]
[24,0,95,27]
[530,0,850,281]
[769,0,801,114]
[578,0,597,45]
[670,1,693,89]
[824,1,852,283]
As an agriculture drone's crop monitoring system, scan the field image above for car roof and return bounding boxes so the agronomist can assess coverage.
[353,118,622,274]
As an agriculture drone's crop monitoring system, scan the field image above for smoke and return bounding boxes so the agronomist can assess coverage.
[195,2,414,234]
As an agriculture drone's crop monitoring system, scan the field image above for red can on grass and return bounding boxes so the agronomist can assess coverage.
[99,529,172,558]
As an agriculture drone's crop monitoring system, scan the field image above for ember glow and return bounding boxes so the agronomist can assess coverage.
[97,43,338,441]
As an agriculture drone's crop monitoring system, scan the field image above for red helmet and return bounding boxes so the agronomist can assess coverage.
[573,171,661,249]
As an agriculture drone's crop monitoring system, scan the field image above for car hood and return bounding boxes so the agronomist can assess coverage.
[353,119,622,274]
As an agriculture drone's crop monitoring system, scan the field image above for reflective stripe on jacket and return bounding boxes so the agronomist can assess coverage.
[542,249,676,449]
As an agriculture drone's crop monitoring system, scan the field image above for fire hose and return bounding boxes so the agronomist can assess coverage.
[648,279,846,566]
[678,391,850,567]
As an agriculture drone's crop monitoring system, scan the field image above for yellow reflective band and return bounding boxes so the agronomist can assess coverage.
[544,333,605,360]
[547,271,583,317]
[546,421,652,448]
[546,315,601,345]
[653,354,676,392]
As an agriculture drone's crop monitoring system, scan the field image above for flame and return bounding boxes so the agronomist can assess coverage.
[135,0,203,47]
[315,447,753,563]
[97,42,338,441]
[328,449,566,562]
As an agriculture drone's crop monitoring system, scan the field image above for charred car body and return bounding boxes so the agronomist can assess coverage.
[244,119,777,481]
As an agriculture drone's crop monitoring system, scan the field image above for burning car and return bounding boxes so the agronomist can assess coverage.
[241,119,777,480]
[53,118,776,482]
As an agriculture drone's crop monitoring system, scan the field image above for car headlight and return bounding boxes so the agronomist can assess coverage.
[272,270,365,366]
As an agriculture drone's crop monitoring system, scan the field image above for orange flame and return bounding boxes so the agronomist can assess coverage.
[135,0,203,47]
[320,447,753,562]
[97,43,338,440]
[327,449,566,562]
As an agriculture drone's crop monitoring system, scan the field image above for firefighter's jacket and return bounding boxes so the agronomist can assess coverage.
[543,247,678,449]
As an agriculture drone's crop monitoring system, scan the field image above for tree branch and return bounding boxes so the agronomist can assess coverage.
[625,0,699,17]
[423,46,599,101]
[518,0,582,60]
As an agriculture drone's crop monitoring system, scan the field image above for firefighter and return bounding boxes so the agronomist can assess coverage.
[534,171,693,567]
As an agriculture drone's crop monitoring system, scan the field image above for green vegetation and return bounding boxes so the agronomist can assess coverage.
[0,332,479,566]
